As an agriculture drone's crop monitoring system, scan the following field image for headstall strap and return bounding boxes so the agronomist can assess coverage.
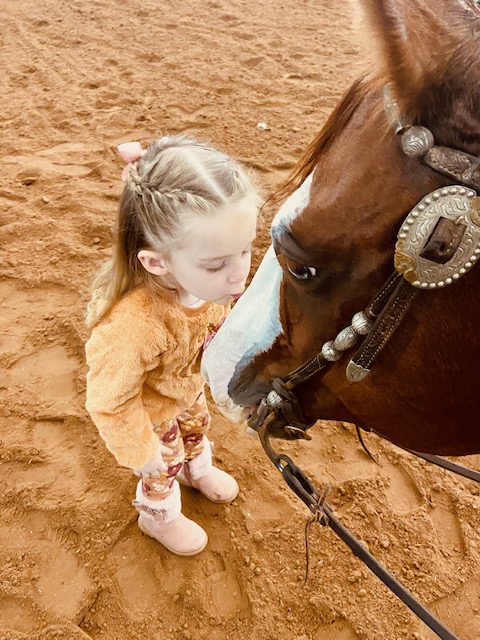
[425,146,480,191]
[248,273,407,430]
[346,277,418,381]
[345,87,480,380]
[348,181,480,379]
[249,85,480,432]
[384,85,480,289]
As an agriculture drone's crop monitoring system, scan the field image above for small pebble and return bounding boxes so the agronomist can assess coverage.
[252,531,263,543]
[93,237,101,244]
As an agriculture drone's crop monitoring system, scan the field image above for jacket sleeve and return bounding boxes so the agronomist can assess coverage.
[85,308,167,469]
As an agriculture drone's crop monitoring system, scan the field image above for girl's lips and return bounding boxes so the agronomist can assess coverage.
[232,293,243,301]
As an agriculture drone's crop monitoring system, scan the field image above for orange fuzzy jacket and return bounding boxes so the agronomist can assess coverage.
[85,285,226,470]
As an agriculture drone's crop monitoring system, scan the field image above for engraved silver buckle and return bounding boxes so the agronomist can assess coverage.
[394,186,480,288]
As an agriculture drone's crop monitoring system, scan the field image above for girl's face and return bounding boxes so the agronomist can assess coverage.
[140,196,258,306]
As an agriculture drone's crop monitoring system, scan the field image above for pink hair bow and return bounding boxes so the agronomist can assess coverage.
[117,141,145,181]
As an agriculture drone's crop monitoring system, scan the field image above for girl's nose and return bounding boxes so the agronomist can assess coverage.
[227,259,249,284]
[227,271,246,285]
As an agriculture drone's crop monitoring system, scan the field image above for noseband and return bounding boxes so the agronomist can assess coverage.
[248,84,480,437]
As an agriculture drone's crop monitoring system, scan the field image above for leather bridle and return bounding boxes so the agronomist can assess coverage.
[248,85,480,438]
[246,85,480,640]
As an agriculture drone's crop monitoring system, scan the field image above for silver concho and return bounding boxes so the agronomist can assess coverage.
[321,340,342,362]
[351,311,373,336]
[266,390,283,408]
[394,186,480,288]
[401,126,435,157]
[333,326,358,351]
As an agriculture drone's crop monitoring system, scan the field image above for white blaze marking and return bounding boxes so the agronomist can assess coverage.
[202,174,314,421]
[201,246,281,422]
[272,172,313,231]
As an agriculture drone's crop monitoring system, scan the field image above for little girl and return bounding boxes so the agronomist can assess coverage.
[85,134,259,556]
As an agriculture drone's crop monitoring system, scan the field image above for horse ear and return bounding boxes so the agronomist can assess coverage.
[354,0,480,119]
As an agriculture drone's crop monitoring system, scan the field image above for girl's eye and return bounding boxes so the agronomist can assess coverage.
[287,264,318,281]
[206,261,227,273]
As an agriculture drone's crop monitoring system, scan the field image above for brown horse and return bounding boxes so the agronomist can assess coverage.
[202,0,480,456]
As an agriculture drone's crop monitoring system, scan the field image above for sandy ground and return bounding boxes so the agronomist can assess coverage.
[1,0,480,639]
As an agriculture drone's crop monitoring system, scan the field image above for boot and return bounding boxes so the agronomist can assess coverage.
[177,437,239,503]
[134,479,207,556]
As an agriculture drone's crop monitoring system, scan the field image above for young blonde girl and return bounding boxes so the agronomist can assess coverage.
[85,135,259,556]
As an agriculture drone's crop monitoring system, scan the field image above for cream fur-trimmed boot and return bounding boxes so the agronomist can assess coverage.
[177,437,239,503]
[134,479,207,556]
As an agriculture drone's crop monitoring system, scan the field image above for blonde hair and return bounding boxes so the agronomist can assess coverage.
[86,135,258,328]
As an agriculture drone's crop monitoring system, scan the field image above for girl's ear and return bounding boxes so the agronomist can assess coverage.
[137,250,169,275]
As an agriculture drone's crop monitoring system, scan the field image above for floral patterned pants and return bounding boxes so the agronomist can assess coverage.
[141,390,211,501]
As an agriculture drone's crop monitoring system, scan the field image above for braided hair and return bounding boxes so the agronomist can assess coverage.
[86,135,258,327]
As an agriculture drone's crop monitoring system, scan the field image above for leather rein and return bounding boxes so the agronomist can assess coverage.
[247,87,480,640]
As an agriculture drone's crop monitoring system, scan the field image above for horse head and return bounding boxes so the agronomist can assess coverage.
[202,0,480,455]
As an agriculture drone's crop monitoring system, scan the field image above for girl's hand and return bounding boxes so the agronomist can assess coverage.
[133,444,170,478]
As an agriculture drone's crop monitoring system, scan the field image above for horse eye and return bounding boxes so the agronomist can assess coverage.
[287,264,318,281]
